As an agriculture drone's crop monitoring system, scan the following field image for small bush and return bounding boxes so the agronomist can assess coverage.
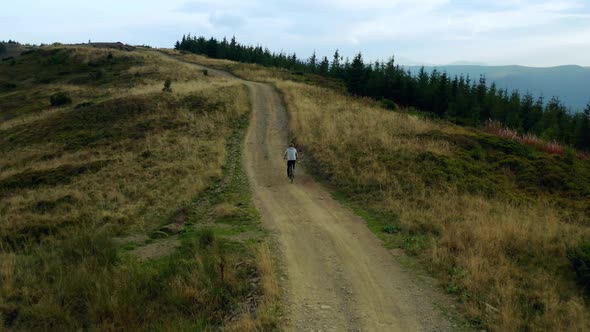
[49,92,72,106]
[20,49,35,56]
[89,69,105,80]
[198,228,215,249]
[202,69,208,76]
[140,150,153,158]
[565,147,576,165]
[381,99,398,111]
[382,224,399,234]
[74,101,94,109]
[162,78,172,92]
[567,241,590,290]
[1,82,16,90]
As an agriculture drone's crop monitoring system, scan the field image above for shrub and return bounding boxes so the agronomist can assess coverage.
[74,101,94,109]
[202,69,208,76]
[382,224,399,234]
[2,82,16,90]
[381,99,398,111]
[162,78,172,92]
[483,119,567,156]
[542,141,565,155]
[49,92,72,106]
[89,69,105,80]
[198,228,215,248]
[567,241,590,290]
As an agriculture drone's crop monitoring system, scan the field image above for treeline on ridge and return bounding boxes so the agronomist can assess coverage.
[0,40,20,54]
[175,34,590,150]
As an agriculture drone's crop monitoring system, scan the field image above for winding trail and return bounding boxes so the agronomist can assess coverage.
[161,52,457,331]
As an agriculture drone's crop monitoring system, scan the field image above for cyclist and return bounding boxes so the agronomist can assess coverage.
[283,143,298,178]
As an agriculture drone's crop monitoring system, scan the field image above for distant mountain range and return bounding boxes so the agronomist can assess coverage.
[405,65,590,112]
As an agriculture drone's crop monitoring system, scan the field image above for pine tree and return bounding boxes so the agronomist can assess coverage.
[530,96,545,135]
[435,71,450,117]
[347,52,365,95]
[416,67,429,110]
[308,51,318,73]
[520,94,536,132]
[330,50,341,77]
[505,90,522,129]
[578,102,590,149]
[582,101,590,149]
[540,97,564,141]
[318,56,330,75]
[229,36,237,60]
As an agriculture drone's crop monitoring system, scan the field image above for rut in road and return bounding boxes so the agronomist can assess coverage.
[159,52,458,331]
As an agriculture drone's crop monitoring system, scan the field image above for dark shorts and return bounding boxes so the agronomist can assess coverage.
[287,160,296,176]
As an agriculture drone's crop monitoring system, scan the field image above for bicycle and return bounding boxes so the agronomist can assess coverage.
[287,161,295,183]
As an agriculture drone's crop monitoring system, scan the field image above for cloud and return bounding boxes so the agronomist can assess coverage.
[209,13,245,29]
[319,0,448,10]
[178,0,253,13]
[345,0,588,42]
[1,0,589,66]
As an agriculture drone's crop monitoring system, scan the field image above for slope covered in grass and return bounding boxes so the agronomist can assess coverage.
[279,81,590,331]
[169,50,590,331]
[0,46,278,330]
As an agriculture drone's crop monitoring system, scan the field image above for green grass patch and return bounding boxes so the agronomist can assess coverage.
[0,46,278,330]
[0,47,140,120]
[183,113,263,236]
[0,160,110,193]
[1,110,273,330]
[0,96,155,152]
[299,119,590,330]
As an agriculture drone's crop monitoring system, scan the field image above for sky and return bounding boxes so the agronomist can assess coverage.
[2,0,590,67]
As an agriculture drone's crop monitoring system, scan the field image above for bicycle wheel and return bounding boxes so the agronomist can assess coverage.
[288,164,294,183]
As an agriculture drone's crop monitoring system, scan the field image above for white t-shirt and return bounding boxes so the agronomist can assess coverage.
[286,147,298,161]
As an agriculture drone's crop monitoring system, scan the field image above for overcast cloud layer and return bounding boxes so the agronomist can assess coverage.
[2,0,589,66]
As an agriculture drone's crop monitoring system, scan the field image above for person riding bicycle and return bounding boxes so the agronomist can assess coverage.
[283,143,298,178]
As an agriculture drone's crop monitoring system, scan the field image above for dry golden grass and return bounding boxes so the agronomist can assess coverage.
[160,49,344,90]
[225,244,281,331]
[159,49,238,69]
[55,45,129,64]
[277,80,590,331]
[157,49,275,83]
[111,48,590,331]
[0,105,69,131]
[1,51,246,232]
[0,47,279,329]
[1,84,248,236]
[212,203,239,218]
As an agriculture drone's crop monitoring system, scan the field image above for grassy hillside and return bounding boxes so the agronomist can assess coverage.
[0,46,278,330]
[280,82,590,331]
[170,50,590,331]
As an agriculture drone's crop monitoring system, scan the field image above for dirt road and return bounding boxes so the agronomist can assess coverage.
[160,52,457,331]
[242,82,457,332]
